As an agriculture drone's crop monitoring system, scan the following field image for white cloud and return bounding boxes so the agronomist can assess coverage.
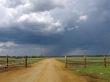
[0,0,64,34]
[79,15,88,21]
[17,12,63,33]
[0,0,64,12]
[0,41,17,48]
[0,4,19,28]
[0,0,22,8]
[0,41,18,55]
[67,26,79,31]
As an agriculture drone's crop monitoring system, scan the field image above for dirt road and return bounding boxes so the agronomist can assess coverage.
[0,59,87,82]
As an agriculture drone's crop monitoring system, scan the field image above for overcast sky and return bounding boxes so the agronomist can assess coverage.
[0,0,110,56]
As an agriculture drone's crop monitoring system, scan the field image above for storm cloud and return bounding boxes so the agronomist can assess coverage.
[0,0,110,55]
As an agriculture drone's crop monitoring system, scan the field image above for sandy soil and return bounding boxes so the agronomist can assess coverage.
[0,59,87,82]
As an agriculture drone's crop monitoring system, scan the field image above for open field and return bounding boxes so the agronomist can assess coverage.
[56,56,110,82]
[0,56,44,72]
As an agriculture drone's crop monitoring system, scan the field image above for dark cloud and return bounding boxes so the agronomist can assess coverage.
[6,0,22,7]
[0,28,62,45]
[30,0,64,12]
[0,0,110,55]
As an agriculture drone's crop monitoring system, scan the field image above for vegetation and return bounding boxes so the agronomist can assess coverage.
[56,56,110,81]
[0,56,44,69]
[27,58,44,64]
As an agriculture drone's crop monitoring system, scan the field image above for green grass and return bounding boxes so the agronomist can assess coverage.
[75,64,110,80]
[0,57,44,66]
[56,56,110,81]
[27,58,43,64]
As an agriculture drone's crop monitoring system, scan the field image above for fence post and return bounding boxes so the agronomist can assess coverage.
[65,56,67,68]
[6,55,9,68]
[25,56,28,68]
[84,56,87,68]
[104,56,107,68]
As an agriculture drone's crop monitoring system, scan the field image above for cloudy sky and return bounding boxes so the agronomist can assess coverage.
[0,0,110,56]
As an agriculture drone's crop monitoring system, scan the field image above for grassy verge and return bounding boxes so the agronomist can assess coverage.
[56,57,110,82]
[28,58,44,64]
[74,64,110,82]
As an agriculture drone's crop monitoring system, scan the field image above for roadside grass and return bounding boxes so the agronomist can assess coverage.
[56,57,110,81]
[28,58,44,64]
[0,57,44,72]
[75,64,110,81]
[0,57,43,64]
[0,57,44,69]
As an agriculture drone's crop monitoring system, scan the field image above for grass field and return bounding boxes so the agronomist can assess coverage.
[27,57,44,64]
[0,56,44,70]
[56,56,110,82]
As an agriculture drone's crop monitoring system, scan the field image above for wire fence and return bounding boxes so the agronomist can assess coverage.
[65,56,110,68]
[0,56,42,72]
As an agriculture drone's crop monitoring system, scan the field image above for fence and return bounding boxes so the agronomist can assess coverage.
[65,56,110,68]
[0,56,28,72]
